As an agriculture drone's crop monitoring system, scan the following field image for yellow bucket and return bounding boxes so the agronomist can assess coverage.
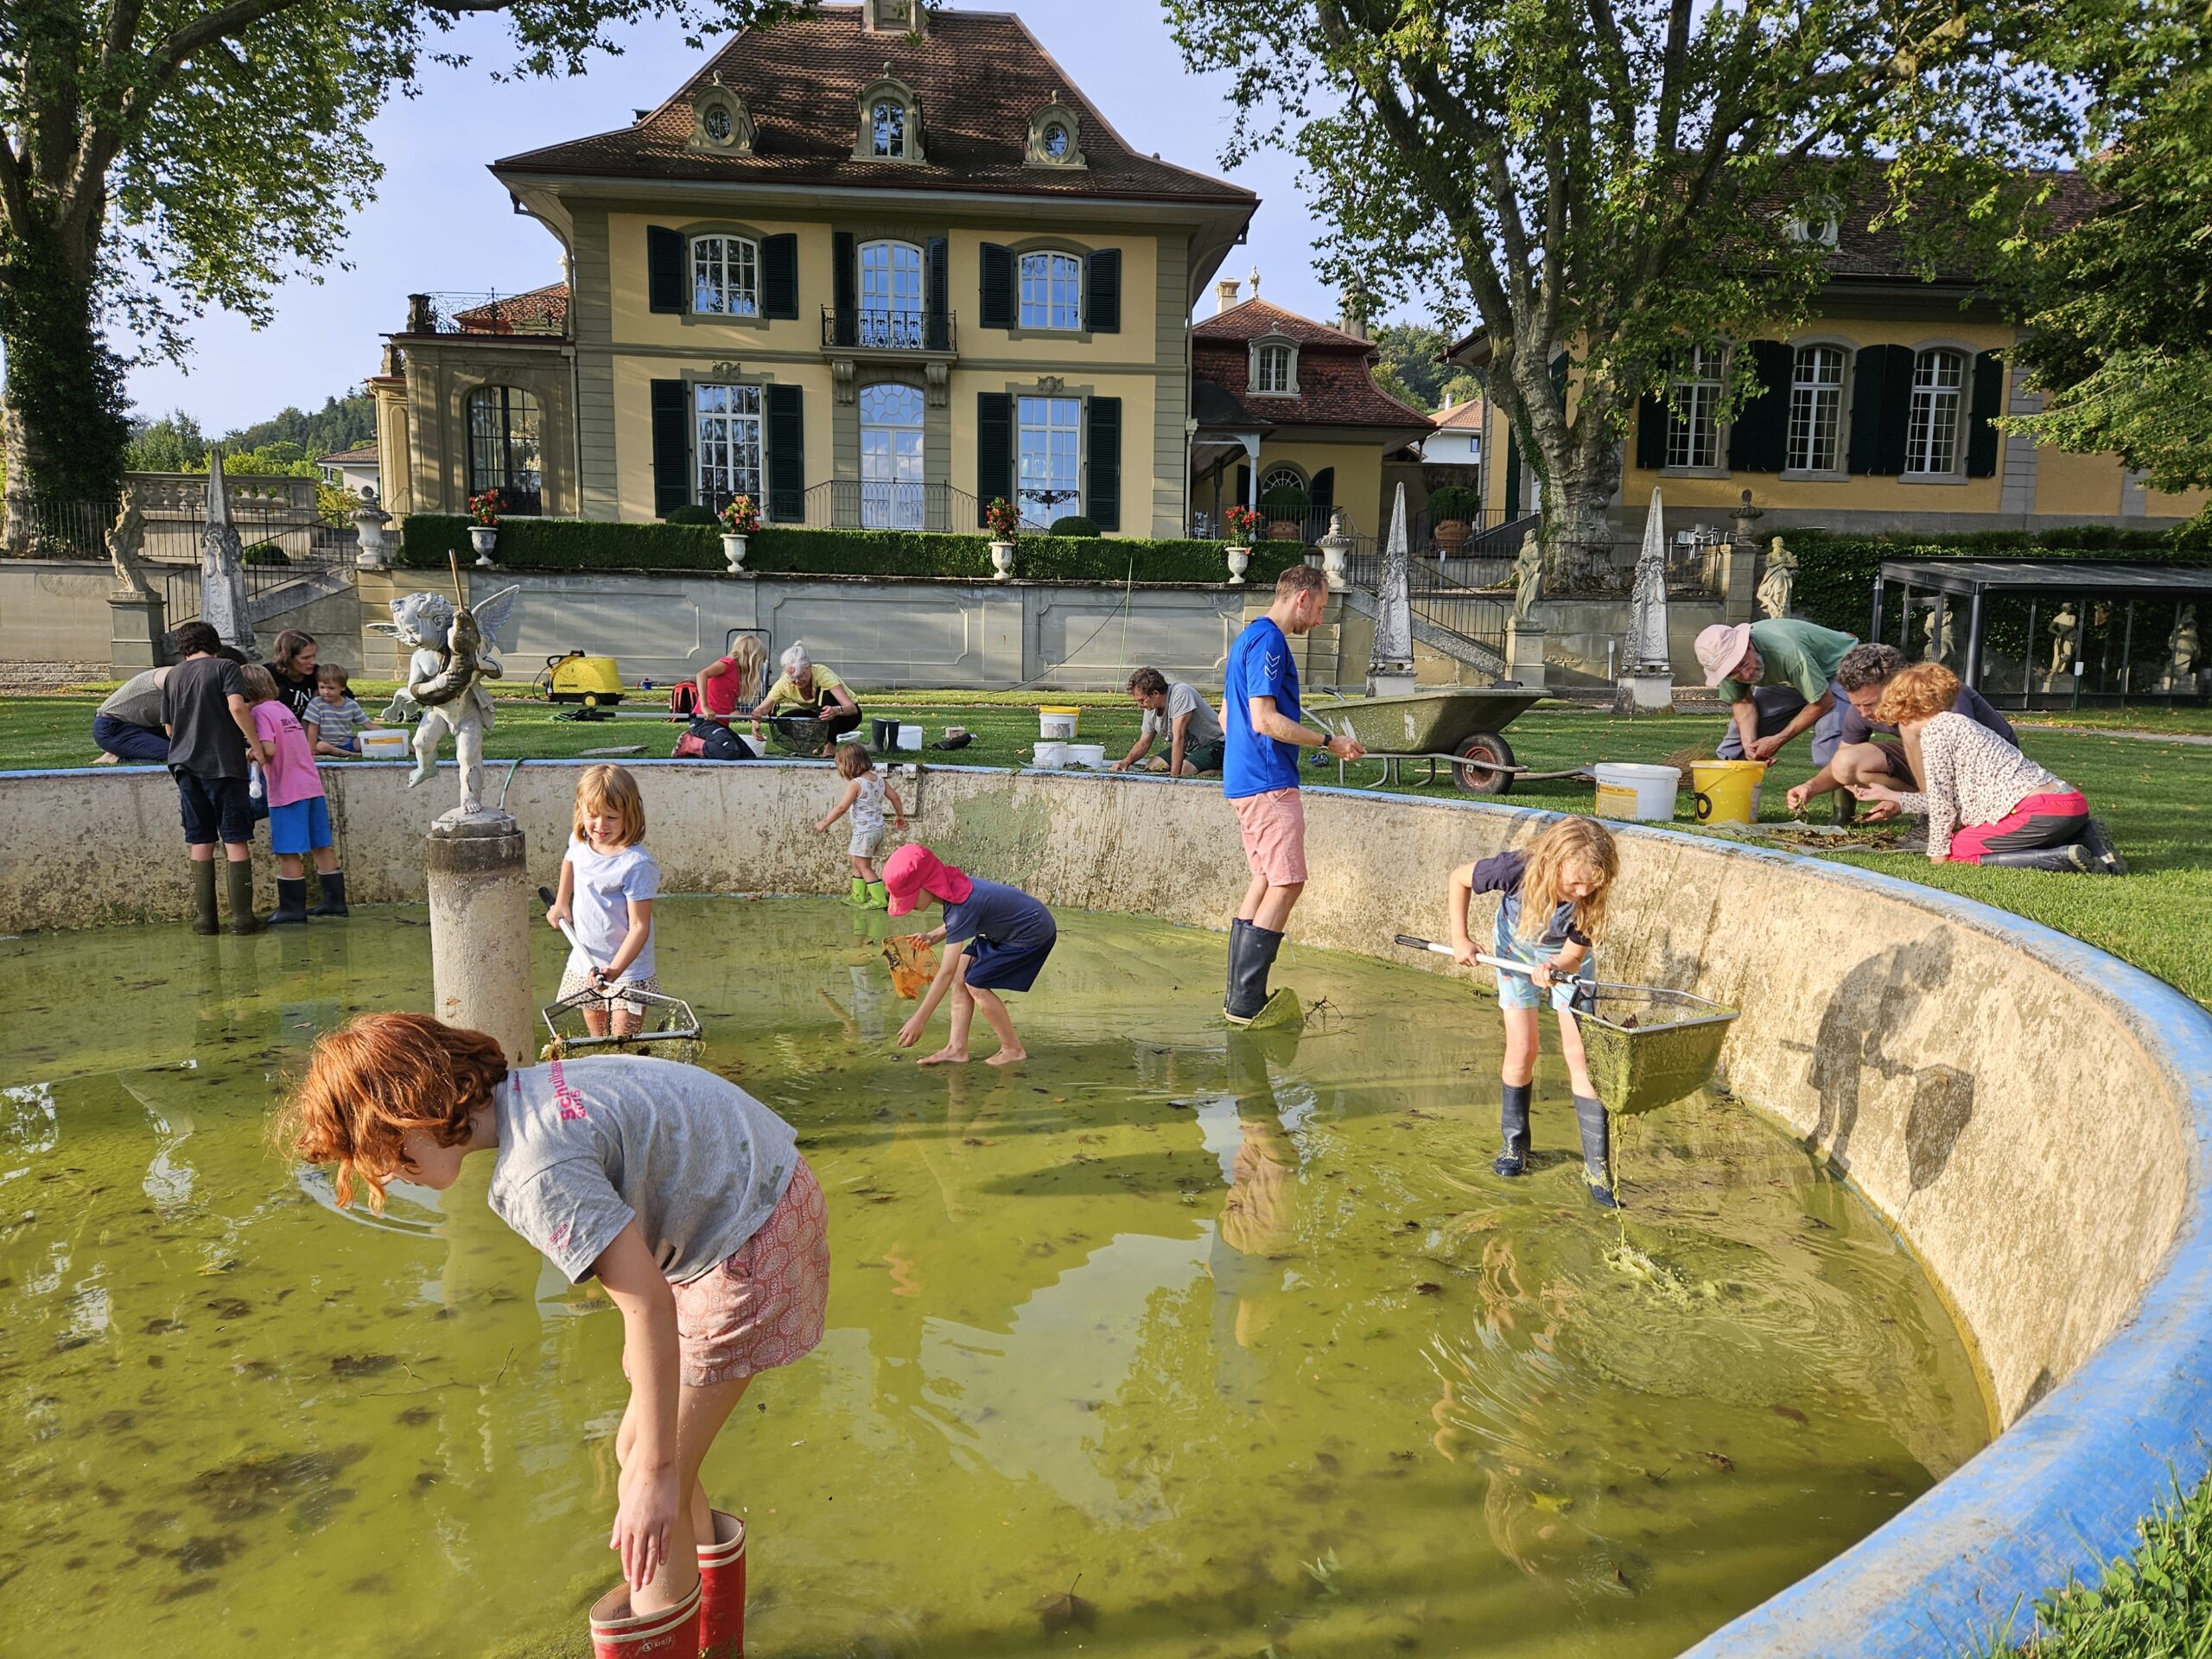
[1691,760,1766,824]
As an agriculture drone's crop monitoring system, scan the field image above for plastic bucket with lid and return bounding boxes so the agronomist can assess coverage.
[359,729,408,760]
[1039,706,1081,741]
[1592,762,1681,822]
[897,724,923,751]
[1068,743,1107,769]
[1691,760,1766,824]
[1033,741,1068,768]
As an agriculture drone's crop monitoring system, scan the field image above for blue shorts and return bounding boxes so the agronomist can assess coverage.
[268,795,333,855]
[175,771,255,847]
[962,928,1057,994]
[1492,914,1592,1012]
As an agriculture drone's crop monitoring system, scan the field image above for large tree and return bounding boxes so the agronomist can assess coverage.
[0,0,804,545]
[1167,0,2077,582]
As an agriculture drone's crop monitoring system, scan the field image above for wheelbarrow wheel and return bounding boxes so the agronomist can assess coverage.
[1453,731,1516,794]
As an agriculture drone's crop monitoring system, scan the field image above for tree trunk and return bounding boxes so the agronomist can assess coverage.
[0,207,130,552]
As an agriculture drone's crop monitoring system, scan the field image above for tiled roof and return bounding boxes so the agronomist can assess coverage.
[1191,297,1372,347]
[1429,397,1485,429]
[493,7,1253,207]
[450,283,572,333]
[318,446,379,465]
[1193,301,1433,432]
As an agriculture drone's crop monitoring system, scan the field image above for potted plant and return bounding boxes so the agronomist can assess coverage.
[984,497,1020,580]
[718,494,760,572]
[467,491,500,564]
[1221,503,1262,584]
[1427,485,1482,556]
[1258,483,1309,543]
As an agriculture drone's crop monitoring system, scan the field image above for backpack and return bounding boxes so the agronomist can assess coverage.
[668,681,700,721]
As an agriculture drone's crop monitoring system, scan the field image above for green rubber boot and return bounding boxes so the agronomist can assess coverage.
[866,880,889,910]
[847,875,870,906]
[224,860,263,935]
[190,860,219,936]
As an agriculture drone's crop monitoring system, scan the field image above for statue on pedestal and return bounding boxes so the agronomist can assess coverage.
[106,485,156,599]
[373,584,522,820]
[1756,537,1796,620]
[1923,605,1957,666]
[2167,605,2200,692]
[2044,602,2078,689]
[1512,530,1544,622]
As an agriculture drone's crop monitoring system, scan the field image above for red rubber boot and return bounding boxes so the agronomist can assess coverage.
[588,1577,702,1659]
[697,1510,747,1659]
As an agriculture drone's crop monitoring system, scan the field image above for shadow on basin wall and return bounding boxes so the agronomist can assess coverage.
[1801,931,1974,1184]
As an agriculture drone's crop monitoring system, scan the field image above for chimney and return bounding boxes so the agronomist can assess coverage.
[1338,285,1368,340]
[1214,278,1240,315]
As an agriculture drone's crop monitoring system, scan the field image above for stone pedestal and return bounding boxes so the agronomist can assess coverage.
[425,812,536,1065]
[1719,543,1758,624]
[108,590,168,672]
[1615,670,1675,714]
[1503,620,1548,689]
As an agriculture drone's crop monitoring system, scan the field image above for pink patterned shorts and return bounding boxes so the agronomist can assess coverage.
[672,1157,830,1388]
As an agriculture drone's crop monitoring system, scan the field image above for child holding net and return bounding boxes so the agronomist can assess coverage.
[815,742,906,908]
[279,1013,827,1659]
[547,765,661,1039]
[1444,817,1622,1208]
[885,844,1056,1067]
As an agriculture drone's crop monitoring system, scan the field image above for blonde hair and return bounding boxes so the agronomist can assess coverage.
[836,741,874,779]
[238,664,280,704]
[573,763,645,847]
[1876,661,1960,725]
[1516,817,1618,943]
[729,634,766,691]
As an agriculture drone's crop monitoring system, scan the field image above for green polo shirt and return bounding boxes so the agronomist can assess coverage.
[1719,620,1858,704]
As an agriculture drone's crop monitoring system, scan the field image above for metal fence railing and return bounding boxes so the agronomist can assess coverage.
[793,480,982,532]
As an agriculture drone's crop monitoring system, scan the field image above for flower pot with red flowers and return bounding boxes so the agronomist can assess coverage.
[1221,504,1262,584]
[467,491,500,564]
[984,497,1020,580]
[718,495,760,573]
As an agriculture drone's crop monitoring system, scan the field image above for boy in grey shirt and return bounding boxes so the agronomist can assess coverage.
[1114,664,1226,776]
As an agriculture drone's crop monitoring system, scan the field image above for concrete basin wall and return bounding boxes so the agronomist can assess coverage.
[3,758,2208,1656]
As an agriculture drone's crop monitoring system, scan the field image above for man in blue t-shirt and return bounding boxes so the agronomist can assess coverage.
[1220,563,1366,1027]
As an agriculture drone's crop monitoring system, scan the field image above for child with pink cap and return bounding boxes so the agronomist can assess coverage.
[883,844,1057,1066]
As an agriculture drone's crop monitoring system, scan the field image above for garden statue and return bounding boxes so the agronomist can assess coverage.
[2046,602,2078,687]
[106,485,156,599]
[1512,530,1544,621]
[1756,537,1796,620]
[2168,605,2200,692]
[1922,604,1956,666]
[373,584,522,820]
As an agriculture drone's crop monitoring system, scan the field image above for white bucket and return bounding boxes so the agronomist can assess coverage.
[896,724,923,751]
[1039,711,1078,741]
[358,728,408,760]
[1033,741,1068,768]
[1068,743,1107,769]
[1592,761,1681,822]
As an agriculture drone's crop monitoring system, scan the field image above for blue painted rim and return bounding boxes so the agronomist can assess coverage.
[17,756,2206,1653]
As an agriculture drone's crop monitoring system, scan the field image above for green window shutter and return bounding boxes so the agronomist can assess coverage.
[766,385,804,523]
[831,232,857,347]
[1847,344,1915,475]
[1965,350,2004,477]
[980,244,1014,330]
[925,236,950,352]
[1727,340,1792,473]
[651,379,690,516]
[1503,423,1522,518]
[761,234,798,320]
[1634,394,1666,470]
[1309,467,1334,513]
[647,226,685,315]
[976,392,1012,523]
[1085,249,1122,334]
[1085,397,1122,531]
[1235,464,1250,507]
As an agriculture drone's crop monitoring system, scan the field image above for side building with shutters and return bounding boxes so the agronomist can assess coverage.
[370,0,1255,537]
[1450,188,2211,537]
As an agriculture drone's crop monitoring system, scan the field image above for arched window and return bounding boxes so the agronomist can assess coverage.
[1786,344,1847,473]
[1260,464,1307,499]
[1906,348,1967,476]
[871,99,906,158]
[1018,251,1083,331]
[1665,345,1724,470]
[859,384,926,530]
[691,235,760,316]
[859,240,924,348]
[1254,340,1297,394]
[467,386,542,515]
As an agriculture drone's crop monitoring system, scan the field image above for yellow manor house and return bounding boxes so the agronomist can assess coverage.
[368,0,1427,540]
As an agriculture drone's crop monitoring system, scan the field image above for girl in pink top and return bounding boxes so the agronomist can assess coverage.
[240,664,347,923]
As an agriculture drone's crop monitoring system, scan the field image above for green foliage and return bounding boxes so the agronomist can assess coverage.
[1048,516,1101,537]
[125,395,378,476]
[661,504,717,526]
[240,541,290,567]
[1976,1469,2212,1656]
[0,228,131,505]
[1259,483,1310,513]
[1787,528,2193,636]
[1368,322,1482,413]
[1426,485,1483,523]
[397,517,1305,584]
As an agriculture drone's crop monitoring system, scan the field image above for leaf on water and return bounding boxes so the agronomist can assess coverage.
[1415,1281,1445,1296]
[1700,1450,1735,1472]
[1033,1573,1096,1636]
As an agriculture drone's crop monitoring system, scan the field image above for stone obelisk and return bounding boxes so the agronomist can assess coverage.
[1366,484,1416,696]
[200,451,255,653]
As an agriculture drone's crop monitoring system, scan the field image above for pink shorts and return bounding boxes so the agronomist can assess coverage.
[1232,788,1308,886]
[671,1157,830,1387]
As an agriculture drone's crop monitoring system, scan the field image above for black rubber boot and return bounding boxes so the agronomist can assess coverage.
[191,861,219,935]
[1494,1082,1532,1177]
[268,877,308,925]
[2078,819,2127,876]
[1224,924,1283,1025]
[1977,843,2094,873]
[308,870,349,916]
[224,860,263,935]
[1574,1093,1619,1208]
[1224,918,1251,1013]
[1832,791,1857,827]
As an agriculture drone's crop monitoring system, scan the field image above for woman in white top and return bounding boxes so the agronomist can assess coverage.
[1850,662,2122,874]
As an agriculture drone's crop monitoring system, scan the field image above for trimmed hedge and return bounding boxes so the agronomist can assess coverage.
[398,515,1306,585]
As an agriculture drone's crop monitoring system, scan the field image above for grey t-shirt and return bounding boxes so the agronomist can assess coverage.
[98,667,167,728]
[488,1056,800,1285]
[1142,682,1224,747]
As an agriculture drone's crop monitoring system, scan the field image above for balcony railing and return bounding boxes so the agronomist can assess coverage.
[821,307,955,353]
[796,480,981,532]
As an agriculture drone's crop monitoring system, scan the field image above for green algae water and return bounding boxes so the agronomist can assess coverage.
[0,898,1987,1658]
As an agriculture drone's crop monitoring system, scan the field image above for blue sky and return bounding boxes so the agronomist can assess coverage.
[123,0,1393,435]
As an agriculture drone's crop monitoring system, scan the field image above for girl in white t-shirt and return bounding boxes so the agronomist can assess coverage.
[547,764,662,1037]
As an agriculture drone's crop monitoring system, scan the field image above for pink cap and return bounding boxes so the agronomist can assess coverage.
[1694,623,1754,687]
[882,844,973,918]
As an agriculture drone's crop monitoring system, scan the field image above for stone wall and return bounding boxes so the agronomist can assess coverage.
[0,561,120,663]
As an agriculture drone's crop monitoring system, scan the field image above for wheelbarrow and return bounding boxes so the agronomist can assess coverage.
[1310,689,1585,796]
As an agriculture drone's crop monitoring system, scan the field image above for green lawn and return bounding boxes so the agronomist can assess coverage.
[1977,1471,2212,1656]
[17,687,2212,1003]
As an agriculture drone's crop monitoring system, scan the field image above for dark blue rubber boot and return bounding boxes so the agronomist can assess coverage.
[1494,1082,1532,1176]
[1575,1093,1619,1207]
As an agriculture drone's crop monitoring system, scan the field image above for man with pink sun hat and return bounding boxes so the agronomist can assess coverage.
[1694,617,1859,769]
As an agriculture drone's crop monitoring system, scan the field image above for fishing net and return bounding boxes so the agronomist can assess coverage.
[539,986,704,1065]
[1573,984,1738,1116]
[882,934,938,1000]
[764,714,836,757]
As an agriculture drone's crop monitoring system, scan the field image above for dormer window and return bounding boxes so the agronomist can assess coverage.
[1783,197,1841,247]
[1252,337,1299,395]
[1025,99,1087,169]
[689,84,754,155]
[855,76,924,162]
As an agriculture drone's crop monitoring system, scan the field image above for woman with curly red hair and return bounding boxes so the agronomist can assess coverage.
[279,1013,828,1659]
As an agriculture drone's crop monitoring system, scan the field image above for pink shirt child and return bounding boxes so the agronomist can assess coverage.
[251,701,326,808]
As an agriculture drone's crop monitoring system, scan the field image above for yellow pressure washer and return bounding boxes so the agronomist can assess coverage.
[534,651,627,715]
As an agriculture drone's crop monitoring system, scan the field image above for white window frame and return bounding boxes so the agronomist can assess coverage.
[1252,340,1298,396]
[859,239,925,348]
[1016,394,1082,526]
[1784,342,1848,475]
[1665,345,1725,471]
[694,382,763,507]
[1018,251,1083,332]
[690,234,760,318]
[859,382,926,530]
[1905,348,1967,479]
[870,97,906,158]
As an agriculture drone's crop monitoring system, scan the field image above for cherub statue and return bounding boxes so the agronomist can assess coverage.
[106,486,156,599]
[1923,604,1957,666]
[372,585,521,818]
[2046,602,2078,686]
[1756,537,1796,620]
[1512,530,1543,621]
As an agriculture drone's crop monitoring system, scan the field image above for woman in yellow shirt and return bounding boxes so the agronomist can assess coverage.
[749,643,863,744]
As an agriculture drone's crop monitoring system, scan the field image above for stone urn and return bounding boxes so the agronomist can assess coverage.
[989,540,1015,581]
[469,524,499,566]
[1432,519,1471,556]
[1224,544,1251,586]
[722,533,749,574]
[1266,518,1300,543]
